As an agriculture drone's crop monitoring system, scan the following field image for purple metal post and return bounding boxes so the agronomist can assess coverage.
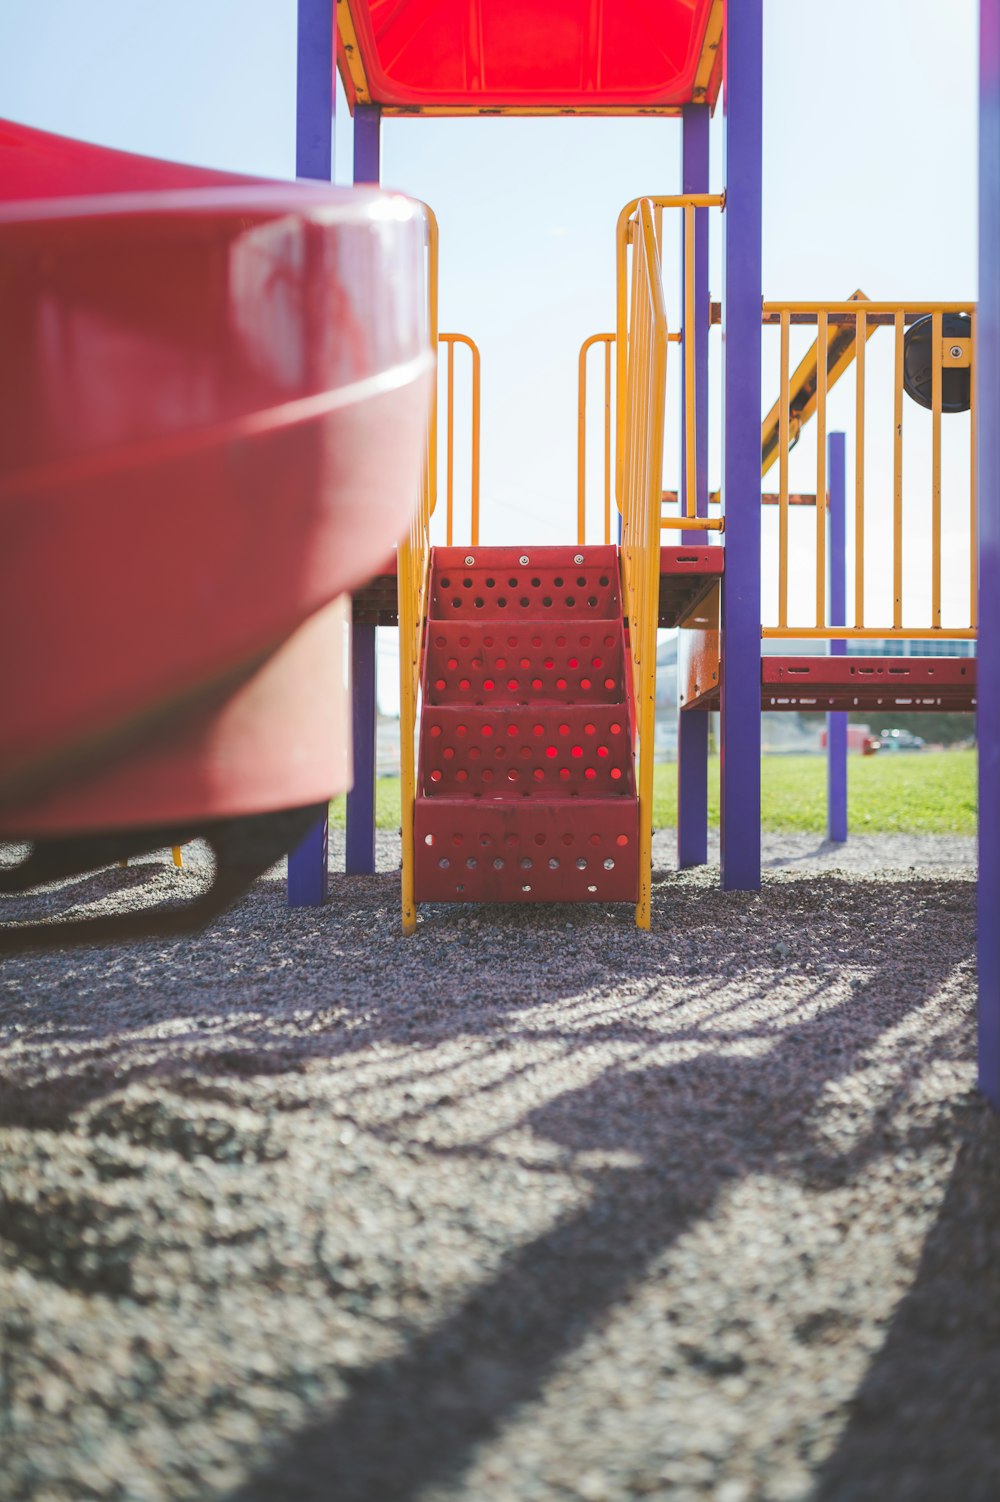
[287,0,336,906]
[345,104,382,876]
[678,103,712,869]
[979,0,1000,1109]
[719,0,763,890]
[827,431,848,843]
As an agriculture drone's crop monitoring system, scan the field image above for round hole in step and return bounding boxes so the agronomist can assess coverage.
[424,833,435,845]
[475,598,485,609]
[469,746,481,760]
[484,636,495,646]
[556,635,567,647]
[576,857,588,870]
[459,635,470,647]
[592,657,604,670]
[610,722,622,735]
[456,883,465,892]
[430,769,442,782]
[533,723,545,736]
[459,679,471,691]
[556,678,567,690]
[466,857,478,869]
[504,833,519,847]
[463,579,473,589]
[452,833,464,845]
[507,724,519,737]
[554,576,564,587]
[447,657,458,670]
[484,679,495,691]
[604,634,615,647]
[533,833,547,846]
[571,745,583,758]
[544,657,555,669]
[568,657,579,668]
[604,678,616,690]
[486,576,495,587]
[616,834,629,846]
[531,635,543,647]
[496,656,507,670]
[480,834,492,846]
[497,598,508,608]
[610,767,623,781]
[548,857,560,870]
[481,724,493,737]
[559,723,570,736]
[590,833,602,845]
[441,578,451,588]
[599,575,609,586]
[577,576,587,587]
[519,746,531,760]
[435,679,446,691]
[508,577,519,588]
[494,746,506,758]
[533,768,545,781]
[507,679,519,691]
[565,597,576,608]
[443,748,455,761]
[580,634,592,647]
[522,884,532,894]
[546,746,558,759]
[531,577,541,587]
[451,599,461,609]
[456,724,468,737]
[435,635,446,648]
[519,597,530,608]
[580,678,592,690]
[587,885,597,893]
[456,769,468,782]
[559,768,571,780]
[532,679,543,691]
[542,597,553,608]
[584,768,596,780]
[603,858,616,870]
[482,768,494,782]
[439,858,450,869]
[430,725,442,738]
[520,857,533,870]
[493,858,505,870]
[597,745,609,758]
[584,723,596,735]
[520,657,531,669]
[562,833,574,846]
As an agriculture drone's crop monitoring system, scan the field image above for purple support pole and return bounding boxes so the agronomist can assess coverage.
[287,0,335,906]
[827,432,848,843]
[719,0,763,891]
[678,104,712,870]
[345,104,382,876]
[979,0,1000,1110]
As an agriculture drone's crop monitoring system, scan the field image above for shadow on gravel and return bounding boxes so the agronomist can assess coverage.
[813,1110,1000,1502]
[216,877,984,1502]
[1,866,989,1501]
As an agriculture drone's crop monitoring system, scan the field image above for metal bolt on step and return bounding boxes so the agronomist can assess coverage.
[574,554,584,564]
[519,555,529,566]
[465,555,475,566]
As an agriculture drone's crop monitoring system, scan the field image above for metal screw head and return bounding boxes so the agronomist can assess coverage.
[950,345,963,359]
[518,555,529,566]
[465,555,475,566]
[574,553,584,565]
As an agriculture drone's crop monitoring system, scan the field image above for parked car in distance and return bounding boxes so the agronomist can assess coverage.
[879,728,926,752]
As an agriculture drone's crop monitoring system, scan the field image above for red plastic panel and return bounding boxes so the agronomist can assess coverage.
[424,619,627,707]
[338,0,717,112]
[415,799,638,904]
[429,545,621,621]
[415,544,639,904]
[420,705,634,800]
[762,656,977,712]
[0,121,432,821]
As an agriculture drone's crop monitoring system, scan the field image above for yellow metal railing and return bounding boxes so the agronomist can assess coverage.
[615,194,724,537]
[617,200,668,930]
[398,206,438,935]
[577,332,615,546]
[762,300,976,640]
[437,332,481,547]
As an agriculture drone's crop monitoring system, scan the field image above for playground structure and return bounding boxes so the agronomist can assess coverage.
[0,1,996,1113]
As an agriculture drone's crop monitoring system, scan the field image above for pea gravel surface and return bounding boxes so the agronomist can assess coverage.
[1,828,996,1502]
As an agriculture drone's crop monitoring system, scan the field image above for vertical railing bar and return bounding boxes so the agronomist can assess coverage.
[893,309,904,629]
[446,336,455,546]
[931,309,942,628]
[778,308,790,627]
[684,202,697,519]
[577,339,588,546]
[604,336,613,546]
[970,308,978,630]
[855,308,866,629]
[815,310,828,627]
[469,338,481,547]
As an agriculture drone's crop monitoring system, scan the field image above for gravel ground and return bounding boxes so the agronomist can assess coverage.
[0,830,996,1502]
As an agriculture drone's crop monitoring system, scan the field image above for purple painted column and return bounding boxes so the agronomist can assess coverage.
[979,0,1000,1110]
[719,0,763,890]
[345,104,383,876]
[827,431,848,843]
[287,0,336,907]
[678,103,712,870]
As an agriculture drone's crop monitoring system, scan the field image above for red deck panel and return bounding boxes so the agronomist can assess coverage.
[761,656,977,713]
[337,0,721,115]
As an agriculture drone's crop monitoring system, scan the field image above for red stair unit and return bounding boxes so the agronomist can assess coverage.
[414,546,639,904]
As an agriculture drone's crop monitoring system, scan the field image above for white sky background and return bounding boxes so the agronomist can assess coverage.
[0,0,979,713]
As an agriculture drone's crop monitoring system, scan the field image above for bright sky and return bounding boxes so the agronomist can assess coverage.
[0,0,980,710]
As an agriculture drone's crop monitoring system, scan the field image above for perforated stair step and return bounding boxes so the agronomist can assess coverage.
[413,545,639,905]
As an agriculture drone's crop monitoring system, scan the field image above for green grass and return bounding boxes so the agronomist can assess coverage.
[332,749,977,837]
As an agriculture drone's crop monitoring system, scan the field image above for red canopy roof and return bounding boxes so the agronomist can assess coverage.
[337,0,722,116]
